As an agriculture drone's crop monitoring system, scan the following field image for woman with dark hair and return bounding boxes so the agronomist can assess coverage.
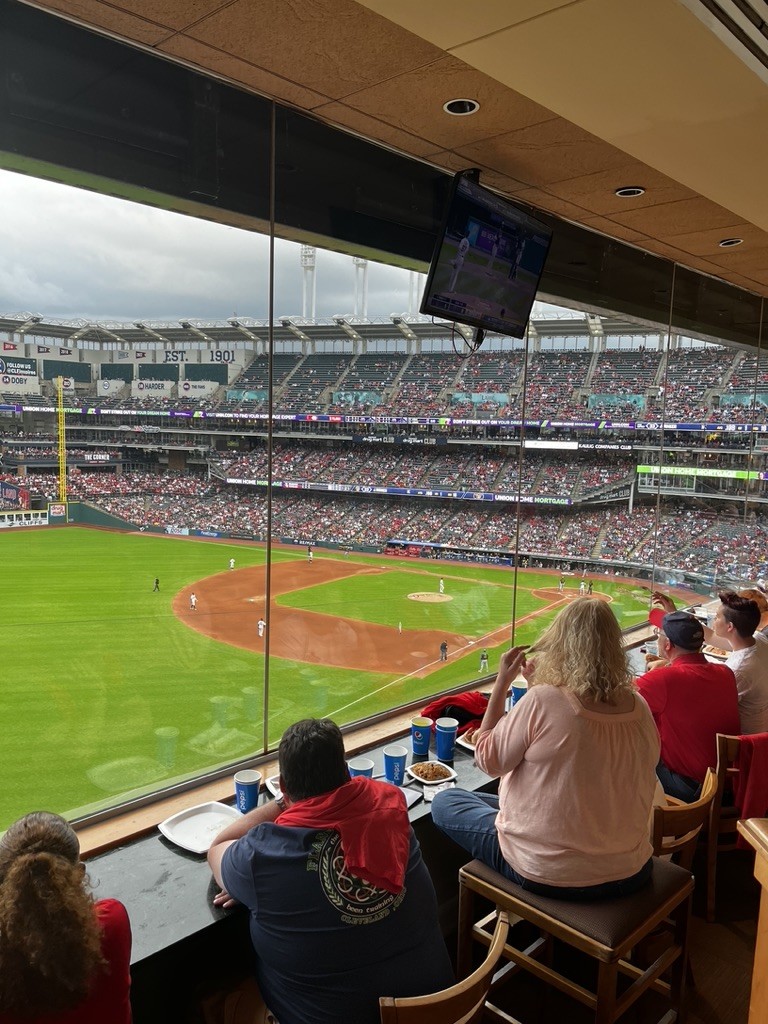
[432,599,660,900]
[0,811,131,1023]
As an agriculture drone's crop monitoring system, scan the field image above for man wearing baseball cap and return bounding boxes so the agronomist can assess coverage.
[636,597,739,801]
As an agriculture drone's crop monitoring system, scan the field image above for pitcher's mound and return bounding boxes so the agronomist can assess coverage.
[408,592,452,603]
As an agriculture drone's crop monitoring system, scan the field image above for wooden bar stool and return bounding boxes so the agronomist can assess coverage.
[458,857,693,1024]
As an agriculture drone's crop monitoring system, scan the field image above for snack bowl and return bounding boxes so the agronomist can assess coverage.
[405,761,457,785]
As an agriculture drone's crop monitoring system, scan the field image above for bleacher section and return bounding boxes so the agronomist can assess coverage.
[275,354,346,413]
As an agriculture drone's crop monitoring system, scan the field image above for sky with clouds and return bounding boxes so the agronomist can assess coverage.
[0,169,571,327]
[0,169,422,324]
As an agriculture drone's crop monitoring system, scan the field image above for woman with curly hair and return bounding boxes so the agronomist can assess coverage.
[432,598,660,900]
[0,811,131,1023]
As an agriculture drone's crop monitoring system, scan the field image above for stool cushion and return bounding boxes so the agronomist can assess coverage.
[461,857,693,950]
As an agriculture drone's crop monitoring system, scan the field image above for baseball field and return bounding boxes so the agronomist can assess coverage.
[0,526,653,827]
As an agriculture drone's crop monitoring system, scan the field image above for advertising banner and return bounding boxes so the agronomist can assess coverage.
[0,356,36,376]
[131,379,173,397]
[97,379,125,396]
[0,373,41,394]
[0,481,30,508]
[179,379,218,397]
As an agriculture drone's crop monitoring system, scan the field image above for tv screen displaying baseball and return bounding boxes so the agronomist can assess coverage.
[420,171,553,339]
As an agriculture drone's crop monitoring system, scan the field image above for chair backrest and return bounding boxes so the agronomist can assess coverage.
[379,911,509,1024]
[652,767,717,870]
[713,733,742,812]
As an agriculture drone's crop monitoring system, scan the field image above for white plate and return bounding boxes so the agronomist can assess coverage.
[455,735,477,753]
[158,801,241,855]
[265,774,282,801]
[405,762,458,785]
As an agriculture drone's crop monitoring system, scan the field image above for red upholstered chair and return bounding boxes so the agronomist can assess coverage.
[705,732,768,921]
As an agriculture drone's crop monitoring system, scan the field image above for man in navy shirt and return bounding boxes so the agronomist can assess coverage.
[208,719,452,1024]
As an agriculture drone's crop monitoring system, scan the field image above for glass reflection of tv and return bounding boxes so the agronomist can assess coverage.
[420,170,553,340]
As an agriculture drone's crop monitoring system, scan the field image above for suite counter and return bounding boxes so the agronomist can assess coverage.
[85,737,494,1023]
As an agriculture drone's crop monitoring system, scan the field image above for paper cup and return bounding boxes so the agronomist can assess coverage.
[347,757,375,778]
[234,769,262,813]
[511,685,528,706]
[435,717,459,762]
[383,744,408,786]
[411,717,433,756]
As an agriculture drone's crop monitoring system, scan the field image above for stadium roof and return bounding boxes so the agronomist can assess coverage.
[23,0,768,298]
[0,309,672,348]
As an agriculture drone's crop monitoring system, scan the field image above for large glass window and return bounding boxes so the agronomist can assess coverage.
[0,133,766,831]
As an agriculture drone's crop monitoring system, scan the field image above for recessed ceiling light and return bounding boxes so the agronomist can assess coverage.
[614,186,645,198]
[718,237,743,248]
[443,98,480,116]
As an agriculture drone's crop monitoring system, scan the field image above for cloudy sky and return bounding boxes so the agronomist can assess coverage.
[0,169,571,327]
[0,169,421,324]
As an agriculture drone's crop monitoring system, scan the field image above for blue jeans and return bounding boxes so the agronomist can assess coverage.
[656,761,701,803]
[431,789,653,902]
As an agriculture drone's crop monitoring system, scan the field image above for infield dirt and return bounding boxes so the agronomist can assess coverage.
[172,561,614,676]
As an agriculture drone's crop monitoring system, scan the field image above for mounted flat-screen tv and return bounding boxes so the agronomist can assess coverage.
[420,170,553,340]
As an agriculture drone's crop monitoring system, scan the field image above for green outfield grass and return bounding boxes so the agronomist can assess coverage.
[0,527,651,828]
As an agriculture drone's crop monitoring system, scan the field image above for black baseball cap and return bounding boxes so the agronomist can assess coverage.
[649,608,704,652]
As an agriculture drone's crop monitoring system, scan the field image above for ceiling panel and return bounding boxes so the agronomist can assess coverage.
[34,0,173,44]
[184,0,444,100]
[353,0,576,53]
[665,224,768,258]
[454,118,632,187]
[108,0,228,31]
[543,165,698,218]
[158,34,329,110]
[610,197,748,238]
[307,101,443,158]
[333,55,556,151]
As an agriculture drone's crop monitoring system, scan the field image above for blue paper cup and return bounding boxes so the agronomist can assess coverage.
[435,717,459,762]
[234,769,262,813]
[383,744,408,786]
[411,716,433,756]
[511,685,528,707]
[348,757,375,778]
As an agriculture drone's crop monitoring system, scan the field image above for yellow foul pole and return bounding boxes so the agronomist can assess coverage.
[56,376,67,503]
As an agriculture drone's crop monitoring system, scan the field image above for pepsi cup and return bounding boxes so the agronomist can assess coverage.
[435,717,459,762]
[383,744,408,786]
[234,769,262,813]
[411,717,433,756]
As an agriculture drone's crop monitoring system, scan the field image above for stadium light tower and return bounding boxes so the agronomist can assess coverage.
[300,246,317,320]
[353,257,368,319]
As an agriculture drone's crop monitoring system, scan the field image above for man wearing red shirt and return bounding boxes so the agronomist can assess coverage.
[637,602,739,801]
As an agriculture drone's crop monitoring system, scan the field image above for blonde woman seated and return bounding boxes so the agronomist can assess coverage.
[432,599,660,900]
[0,812,131,1024]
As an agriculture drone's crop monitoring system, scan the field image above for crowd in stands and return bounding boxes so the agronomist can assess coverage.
[17,462,757,580]
[213,445,638,499]
[9,343,768,424]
